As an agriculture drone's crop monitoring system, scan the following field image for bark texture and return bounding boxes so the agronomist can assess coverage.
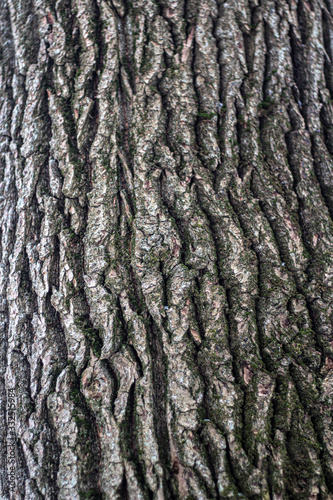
[1,0,333,498]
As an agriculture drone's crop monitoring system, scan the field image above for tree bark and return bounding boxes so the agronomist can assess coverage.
[1,0,333,498]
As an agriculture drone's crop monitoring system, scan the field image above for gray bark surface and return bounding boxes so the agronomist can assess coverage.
[1,0,333,498]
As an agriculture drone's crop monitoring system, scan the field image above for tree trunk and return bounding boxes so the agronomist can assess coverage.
[1,0,333,498]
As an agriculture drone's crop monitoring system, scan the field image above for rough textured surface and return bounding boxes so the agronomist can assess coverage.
[1,0,333,498]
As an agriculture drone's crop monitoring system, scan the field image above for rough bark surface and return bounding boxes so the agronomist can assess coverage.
[1,0,333,498]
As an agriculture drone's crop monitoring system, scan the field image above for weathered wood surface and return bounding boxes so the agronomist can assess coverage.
[1,0,333,498]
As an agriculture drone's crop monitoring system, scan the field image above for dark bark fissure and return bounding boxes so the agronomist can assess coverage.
[148,317,175,499]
